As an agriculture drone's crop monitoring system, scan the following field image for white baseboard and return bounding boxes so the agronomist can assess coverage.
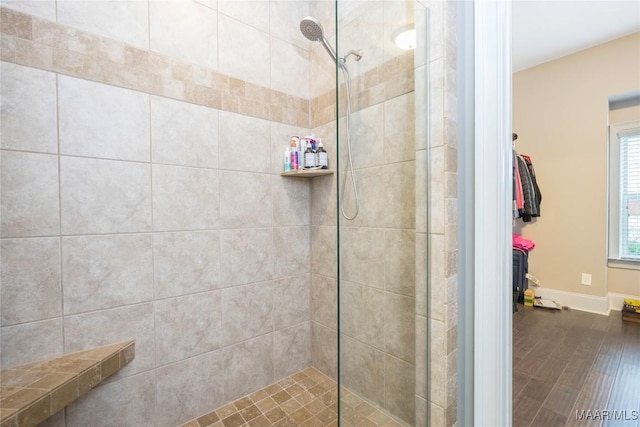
[529,287,640,315]
[609,292,640,311]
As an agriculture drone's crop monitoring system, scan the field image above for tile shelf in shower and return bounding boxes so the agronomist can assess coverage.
[280,169,334,177]
[0,340,135,427]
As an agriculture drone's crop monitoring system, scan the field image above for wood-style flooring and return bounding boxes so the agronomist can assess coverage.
[513,306,640,427]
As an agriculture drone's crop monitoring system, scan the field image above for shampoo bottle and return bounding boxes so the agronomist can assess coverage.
[290,138,299,170]
[284,147,291,172]
[317,140,328,169]
[304,141,316,168]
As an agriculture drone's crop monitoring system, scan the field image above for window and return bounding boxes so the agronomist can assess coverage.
[609,121,640,262]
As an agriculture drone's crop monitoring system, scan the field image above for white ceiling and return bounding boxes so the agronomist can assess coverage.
[512,0,640,72]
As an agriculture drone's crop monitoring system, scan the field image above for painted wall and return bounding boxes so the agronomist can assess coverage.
[513,32,640,298]
[0,2,313,426]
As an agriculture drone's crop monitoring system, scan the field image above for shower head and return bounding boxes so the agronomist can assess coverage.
[300,16,324,42]
[300,16,338,64]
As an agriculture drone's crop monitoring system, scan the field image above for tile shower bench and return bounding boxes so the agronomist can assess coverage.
[0,340,135,427]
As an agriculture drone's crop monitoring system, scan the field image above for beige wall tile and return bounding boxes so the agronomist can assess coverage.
[1,0,56,21]
[350,103,385,169]
[430,234,445,322]
[219,171,272,228]
[430,402,445,427]
[273,226,310,278]
[65,371,156,427]
[337,1,384,76]
[309,173,337,227]
[271,37,309,99]
[416,149,428,233]
[429,146,445,234]
[429,318,446,408]
[340,227,385,289]
[218,1,268,33]
[341,335,384,408]
[384,92,416,163]
[384,293,415,363]
[58,75,150,162]
[270,1,310,51]
[194,0,217,10]
[149,0,217,70]
[424,0,444,62]
[0,318,63,369]
[415,395,427,427]
[155,350,225,427]
[218,14,269,88]
[429,58,445,148]
[155,291,222,366]
[385,229,416,297]
[272,176,311,227]
[310,274,337,330]
[221,282,273,346]
[383,161,415,228]
[414,3,428,68]
[1,151,59,238]
[415,63,428,151]
[60,156,151,235]
[311,321,337,380]
[153,230,221,299]
[61,234,153,315]
[57,1,149,50]
[220,334,274,402]
[152,164,219,231]
[273,274,310,330]
[1,62,57,153]
[63,303,155,379]
[150,96,218,168]
[415,232,428,317]
[220,228,273,287]
[273,322,311,379]
[415,314,427,399]
[0,237,61,325]
[340,280,384,350]
[310,225,336,278]
[309,44,335,101]
[384,355,415,425]
[219,110,272,173]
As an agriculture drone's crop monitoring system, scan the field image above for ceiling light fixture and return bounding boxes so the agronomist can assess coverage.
[394,28,416,50]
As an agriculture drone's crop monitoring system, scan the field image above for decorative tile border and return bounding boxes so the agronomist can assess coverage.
[0,340,135,427]
[310,51,415,128]
[1,7,415,134]
[0,7,309,129]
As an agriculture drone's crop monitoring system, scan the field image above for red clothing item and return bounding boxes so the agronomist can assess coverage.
[513,233,535,251]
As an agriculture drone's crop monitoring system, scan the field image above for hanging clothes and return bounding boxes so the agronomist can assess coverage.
[513,150,542,221]
[521,154,542,215]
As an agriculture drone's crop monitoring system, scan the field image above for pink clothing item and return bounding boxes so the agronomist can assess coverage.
[513,234,535,251]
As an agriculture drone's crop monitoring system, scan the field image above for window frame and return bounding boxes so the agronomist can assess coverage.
[608,120,640,265]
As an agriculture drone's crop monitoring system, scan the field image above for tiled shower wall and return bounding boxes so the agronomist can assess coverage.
[0,2,315,426]
[424,1,458,426]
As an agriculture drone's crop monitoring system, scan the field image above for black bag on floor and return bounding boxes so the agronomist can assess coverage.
[513,249,528,307]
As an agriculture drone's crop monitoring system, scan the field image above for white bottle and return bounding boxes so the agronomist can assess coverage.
[284,147,291,172]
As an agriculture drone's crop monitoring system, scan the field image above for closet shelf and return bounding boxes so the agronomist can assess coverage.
[281,169,334,178]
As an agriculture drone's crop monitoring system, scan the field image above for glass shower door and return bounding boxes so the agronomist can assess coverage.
[335,1,430,425]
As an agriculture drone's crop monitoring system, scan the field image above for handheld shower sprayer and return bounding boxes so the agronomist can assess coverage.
[299,16,362,220]
[299,17,363,68]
